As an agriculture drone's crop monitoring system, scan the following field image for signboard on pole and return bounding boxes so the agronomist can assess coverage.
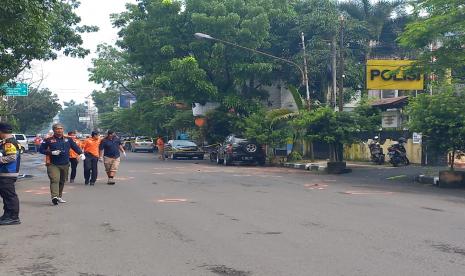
[1,83,29,96]
[381,110,401,128]
[413,132,422,144]
[366,60,424,90]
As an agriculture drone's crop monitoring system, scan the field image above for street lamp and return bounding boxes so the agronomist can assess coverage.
[194,32,311,110]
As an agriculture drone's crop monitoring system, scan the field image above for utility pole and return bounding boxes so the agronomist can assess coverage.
[338,15,345,112]
[301,32,311,110]
[331,36,337,109]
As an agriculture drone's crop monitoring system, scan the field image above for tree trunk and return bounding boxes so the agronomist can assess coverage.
[451,149,456,171]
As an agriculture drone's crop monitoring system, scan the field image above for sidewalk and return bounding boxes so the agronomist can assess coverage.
[281,159,459,186]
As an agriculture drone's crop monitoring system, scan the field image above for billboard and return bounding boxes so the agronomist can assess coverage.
[366,60,424,90]
[119,93,136,108]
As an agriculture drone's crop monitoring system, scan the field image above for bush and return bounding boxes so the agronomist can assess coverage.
[288,151,303,161]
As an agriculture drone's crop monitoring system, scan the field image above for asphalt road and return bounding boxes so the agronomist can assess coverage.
[1,153,465,276]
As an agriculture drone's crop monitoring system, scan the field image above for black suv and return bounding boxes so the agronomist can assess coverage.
[216,134,266,166]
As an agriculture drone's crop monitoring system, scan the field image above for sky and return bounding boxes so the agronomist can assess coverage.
[30,0,136,105]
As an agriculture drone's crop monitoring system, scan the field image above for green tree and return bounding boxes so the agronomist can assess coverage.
[407,85,465,170]
[339,0,407,59]
[59,100,88,132]
[294,107,360,162]
[243,108,292,152]
[0,0,98,84]
[89,44,141,96]
[353,98,382,132]
[11,88,61,133]
[91,89,119,114]
[398,0,465,81]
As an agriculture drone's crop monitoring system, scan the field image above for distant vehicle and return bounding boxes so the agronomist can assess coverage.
[26,135,38,151]
[130,136,154,152]
[12,134,28,153]
[164,140,204,160]
[216,134,265,166]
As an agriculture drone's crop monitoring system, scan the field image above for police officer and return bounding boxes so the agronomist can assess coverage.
[39,123,85,205]
[0,122,21,225]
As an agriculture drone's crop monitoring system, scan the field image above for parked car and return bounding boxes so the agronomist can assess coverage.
[130,136,154,152]
[164,140,204,160]
[12,134,28,153]
[216,134,265,166]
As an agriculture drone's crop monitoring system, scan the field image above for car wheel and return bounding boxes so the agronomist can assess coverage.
[19,147,25,154]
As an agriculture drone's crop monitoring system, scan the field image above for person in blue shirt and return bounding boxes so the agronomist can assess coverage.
[39,123,85,205]
[99,130,126,185]
[0,123,21,225]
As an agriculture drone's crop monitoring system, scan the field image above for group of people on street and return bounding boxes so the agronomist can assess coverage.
[39,124,126,205]
[0,122,126,225]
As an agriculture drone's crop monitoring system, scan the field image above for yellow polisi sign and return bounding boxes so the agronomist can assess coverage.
[366,59,424,90]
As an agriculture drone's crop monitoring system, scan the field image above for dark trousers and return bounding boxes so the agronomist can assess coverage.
[84,154,98,183]
[70,158,78,180]
[0,178,20,219]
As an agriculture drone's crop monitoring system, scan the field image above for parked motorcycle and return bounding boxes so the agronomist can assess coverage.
[369,137,385,165]
[388,138,410,167]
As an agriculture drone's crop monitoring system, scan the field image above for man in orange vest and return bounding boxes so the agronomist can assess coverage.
[82,131,101,185]
[68,131,82,183]
[156,136,165,161]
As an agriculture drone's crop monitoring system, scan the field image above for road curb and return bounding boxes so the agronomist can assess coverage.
[283,163,327,173]
[415,174,439,186]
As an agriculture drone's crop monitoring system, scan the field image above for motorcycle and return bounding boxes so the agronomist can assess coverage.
[388,142,410,167]
[369,142,385,165]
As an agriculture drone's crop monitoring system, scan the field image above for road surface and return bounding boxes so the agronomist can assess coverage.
[1,153,464,275]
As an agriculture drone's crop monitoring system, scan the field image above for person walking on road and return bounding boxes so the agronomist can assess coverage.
[0,123,21,225]
[156,136,165,161]
[33,134,43,153]
[40,123,85,205]
[82,131,100,186]
[99,130,125,185]
[68,131,82,183]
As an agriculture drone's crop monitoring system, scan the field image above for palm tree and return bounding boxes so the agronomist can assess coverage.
[339,0,407,59]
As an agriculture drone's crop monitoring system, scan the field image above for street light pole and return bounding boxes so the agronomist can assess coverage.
[338,15,345,112]
[301,32,311,110]
[194,33,310,110]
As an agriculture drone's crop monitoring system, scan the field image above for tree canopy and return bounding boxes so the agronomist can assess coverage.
[0,0,98,84]
[398,0,465,80]
[407,86,465,169]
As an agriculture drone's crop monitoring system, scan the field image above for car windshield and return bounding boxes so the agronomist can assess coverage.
[173,140,197,147]
[14,135,26,140]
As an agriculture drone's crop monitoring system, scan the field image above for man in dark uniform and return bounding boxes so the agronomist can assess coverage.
[0,122,21,225]
[39,123,85,205]
[99,130,126,185]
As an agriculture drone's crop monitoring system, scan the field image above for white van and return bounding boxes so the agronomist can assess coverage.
[12,134,28,153]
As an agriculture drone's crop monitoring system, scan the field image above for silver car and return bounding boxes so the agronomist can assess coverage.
[130,137,154,152]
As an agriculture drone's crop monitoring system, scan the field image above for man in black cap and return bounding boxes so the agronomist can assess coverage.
[0,122,21,225]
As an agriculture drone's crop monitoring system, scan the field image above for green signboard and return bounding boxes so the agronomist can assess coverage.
[1,83,29,96]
